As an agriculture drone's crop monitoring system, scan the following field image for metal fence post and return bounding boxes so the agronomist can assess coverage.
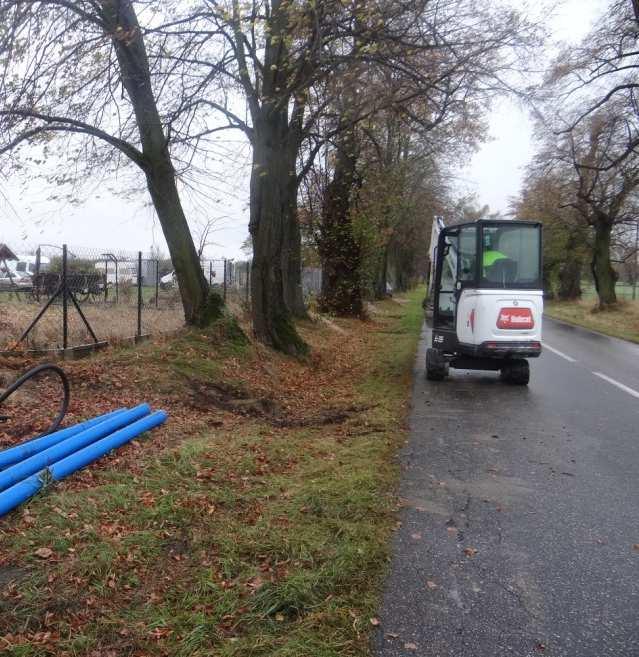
[35,247,41,302]
[223,259,227,302]
[62,244,68,350]
[104,256,109,304]
[209,261,213,286]
[246,260,250,305]
[137,251,142,339]
[155,259,159,308]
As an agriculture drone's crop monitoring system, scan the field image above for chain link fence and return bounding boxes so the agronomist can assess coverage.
[202,259,252,309]
[0,245,183,354]
[0,246,323,354]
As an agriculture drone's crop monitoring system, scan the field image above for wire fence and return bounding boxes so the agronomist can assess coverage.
[0,245,322,354]
[0,245,253,354]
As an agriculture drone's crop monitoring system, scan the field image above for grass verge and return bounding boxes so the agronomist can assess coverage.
[0,288,425,657]
[545,298,639,344]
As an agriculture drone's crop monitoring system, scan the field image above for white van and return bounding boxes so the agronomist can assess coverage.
[9,254,51,277]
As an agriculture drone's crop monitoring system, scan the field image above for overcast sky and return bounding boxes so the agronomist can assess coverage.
[458,0,607,215]
[0,0,607,260]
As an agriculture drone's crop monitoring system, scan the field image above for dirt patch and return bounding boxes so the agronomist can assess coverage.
[189,378,370,428]
[189,379,278,417]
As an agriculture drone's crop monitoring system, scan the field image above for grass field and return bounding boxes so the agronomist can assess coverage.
[580,283,637,302]
[545,296,639,343]
[0,288,425,656]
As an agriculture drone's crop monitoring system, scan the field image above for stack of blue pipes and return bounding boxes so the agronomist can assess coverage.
[0,404,167,518]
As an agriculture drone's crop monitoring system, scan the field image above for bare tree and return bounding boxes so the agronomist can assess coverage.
[544,0,639,167]
[163,0,537,352]
[532,107,639,307]
[514,168,588,300]
[193,216,227,259]
[303,0,525,316]
[0,0,222,326]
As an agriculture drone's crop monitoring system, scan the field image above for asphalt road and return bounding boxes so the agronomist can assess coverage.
[373,317,639,657]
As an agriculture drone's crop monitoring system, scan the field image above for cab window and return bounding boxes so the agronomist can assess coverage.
[481,224,541,288]
[458,225,478,283]
[437,233,457,328]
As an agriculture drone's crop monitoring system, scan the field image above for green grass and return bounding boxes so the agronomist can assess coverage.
[0,288,425,656]
[580,283,637,302]
[545,297,639,343]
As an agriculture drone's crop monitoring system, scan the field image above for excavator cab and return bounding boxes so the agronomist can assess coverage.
[426,219,543,385]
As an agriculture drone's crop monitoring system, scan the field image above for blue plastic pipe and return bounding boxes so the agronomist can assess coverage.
[0,410,167,517]
[0,404,151,492]
[0,409,128,470]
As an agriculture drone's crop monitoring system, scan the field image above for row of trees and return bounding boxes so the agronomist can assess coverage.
[0,0,536,352]
[516,0,639,308]
[301,113,457,315]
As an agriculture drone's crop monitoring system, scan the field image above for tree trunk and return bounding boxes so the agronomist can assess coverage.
[101,0,217,326]
[282,197,308,318]
[373,248,389,300]
[145,159,218,325]
[318,132,363,317]
[250,119,307,355]
[392,246,413,293]
[395,272,409,293]
[558,258,582,300]
[542,264,555,300]
[557,230,583,300]
[591,220,618,307]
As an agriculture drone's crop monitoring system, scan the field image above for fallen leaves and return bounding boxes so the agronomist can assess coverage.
[246,575,265,592]
[34,547,53,560]
[463,547,478,558]
[0,297,423,656]
[148,627,172,640]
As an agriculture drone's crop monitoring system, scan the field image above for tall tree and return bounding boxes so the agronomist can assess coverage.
[544,0,639,165]
[0,0,220,326]
[175,0,536,349]
[532,0,639,306]
[514,170,587,300]
[316,126,363,315]
[530,108,639,307]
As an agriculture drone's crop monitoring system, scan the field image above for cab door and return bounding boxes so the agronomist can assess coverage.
[455,225,479,344]
[433,230,458,330]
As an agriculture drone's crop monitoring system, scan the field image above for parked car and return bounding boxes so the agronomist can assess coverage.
[160,271,176,289]
[9,254,51,277]
[0,270,31,290]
